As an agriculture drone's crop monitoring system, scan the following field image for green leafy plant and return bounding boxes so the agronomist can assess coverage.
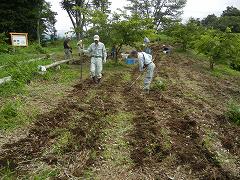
[226,101,240,125]
[0,33,10,53]
[165,20,204,51]
[152,77,166,91]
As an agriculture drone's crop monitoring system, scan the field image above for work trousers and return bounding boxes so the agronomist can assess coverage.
[64,49,72,59]
[90,57,103,79]
[144,62,155,90]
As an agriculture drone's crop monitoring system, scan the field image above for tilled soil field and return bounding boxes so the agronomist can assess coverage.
[0,46,239,179]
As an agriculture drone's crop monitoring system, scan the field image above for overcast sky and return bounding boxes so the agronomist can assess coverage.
[47,0,240,35]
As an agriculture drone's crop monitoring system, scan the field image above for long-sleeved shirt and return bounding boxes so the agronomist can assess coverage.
[138,52,153,71]
[64,40,70,49]
[82,42,107,62]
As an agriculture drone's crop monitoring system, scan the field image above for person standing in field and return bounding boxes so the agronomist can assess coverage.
[63,37,72,59]
[143,37,152,55]
[131,50,155,93]
[79,35,107,84]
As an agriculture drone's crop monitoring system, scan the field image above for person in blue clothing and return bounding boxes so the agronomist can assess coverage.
[131,50,155,93]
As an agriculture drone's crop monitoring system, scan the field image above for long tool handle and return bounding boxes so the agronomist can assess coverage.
[79,53,83,80]
[128,73,143,89]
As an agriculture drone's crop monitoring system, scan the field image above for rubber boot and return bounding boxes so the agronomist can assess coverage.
[92,76,97,83]
[97,78,101,84]
[143,88,150,94]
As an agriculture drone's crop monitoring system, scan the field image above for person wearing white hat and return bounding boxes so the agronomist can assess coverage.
[131,50,155,93]
[143,37,152,55]
[79,35,107,83]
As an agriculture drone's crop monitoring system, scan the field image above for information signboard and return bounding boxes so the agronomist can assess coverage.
[10,33,28,47]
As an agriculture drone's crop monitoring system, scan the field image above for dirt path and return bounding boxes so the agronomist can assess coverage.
[0,46,239,179]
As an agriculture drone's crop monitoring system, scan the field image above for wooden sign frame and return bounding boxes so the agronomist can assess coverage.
[10,32,28,47]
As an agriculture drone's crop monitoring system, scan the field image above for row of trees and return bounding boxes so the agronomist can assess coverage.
[61,1,240,71]
[61,0,187,39]
[60,0,187,58]
[165,8,240,70]
[0,0,57,41]
[202,6,240,33]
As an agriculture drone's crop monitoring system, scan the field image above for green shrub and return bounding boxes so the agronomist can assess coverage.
[152,77,166,91]
[230,60,240,71]
[226,101,240,125]
[33,44,47,54]
[0,33,10,53]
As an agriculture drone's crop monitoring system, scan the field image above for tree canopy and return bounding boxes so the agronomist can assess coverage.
[61,0,111,40]
[201,6,240,33]
[125,0,187,29]
[0,0,57,40]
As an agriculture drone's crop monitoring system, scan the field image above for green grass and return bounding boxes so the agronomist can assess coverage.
[36,64,84,84]
[102,112,134,165]
[0,59,53,96]
[0,40,85,132]
[122,72,131,82]
[0,99,38,131]
[21,167,59,179]
[52,130,73,155]
[104,60,131,71]
[0,43,49,66]
[180,50,240,78]
[211,64,240,78]
[29,169,59,180]
[0,167,16,180]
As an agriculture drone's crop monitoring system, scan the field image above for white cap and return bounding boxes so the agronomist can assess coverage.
[77,40,82,45]
[94,35,100,41]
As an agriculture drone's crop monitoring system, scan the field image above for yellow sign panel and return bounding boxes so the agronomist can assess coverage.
[10,33,28,47]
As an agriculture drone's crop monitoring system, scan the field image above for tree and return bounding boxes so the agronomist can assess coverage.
[201,7,240,33]
[218,16,240,33]
[222,6,240,17]
[37,1,57,44]
[109,14,156,60]
[0,0,57,41]
[125,0,187,29]
[166,19,203,51]
[92,0,111,13]
[194,30,222,70]
[85,11,156,60]
[201,14,218,28]
[194,28,240,70]
[61,0,111,40]
[40,2,57,40]
[218,7,240,33]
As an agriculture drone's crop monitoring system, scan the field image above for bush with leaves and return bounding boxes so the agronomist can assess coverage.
[86,12,157,60]
[0,33,10,53]
[165,19,204,51]
[152,77,167,91]
[226,101,240,125]
[194,28,240,70]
